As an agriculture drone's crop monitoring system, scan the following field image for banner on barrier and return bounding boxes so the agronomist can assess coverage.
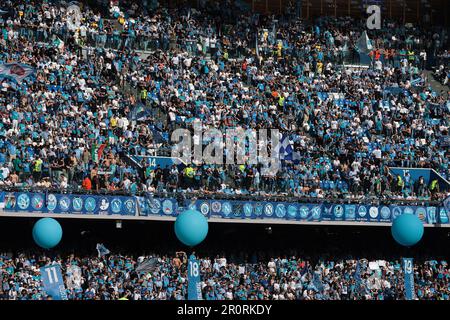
[0,191,448,225]
[1,192,136,216]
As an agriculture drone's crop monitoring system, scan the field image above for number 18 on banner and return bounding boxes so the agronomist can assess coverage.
[40,265,68,300]
[188,254,202,300]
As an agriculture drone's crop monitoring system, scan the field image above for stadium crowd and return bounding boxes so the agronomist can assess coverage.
[0,0,448,201]
[1,251,449,300]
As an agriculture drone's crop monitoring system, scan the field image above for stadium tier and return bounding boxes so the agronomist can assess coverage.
[0,1,448,202]
[1,220,450,301]
[1,252,449,300]
[0,0,449,303]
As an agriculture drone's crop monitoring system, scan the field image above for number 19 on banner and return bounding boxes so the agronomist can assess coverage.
[403,258,415,300]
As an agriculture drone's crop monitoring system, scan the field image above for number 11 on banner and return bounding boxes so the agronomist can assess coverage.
[188,254,202,300]
[40,265,68,300]
[45,267,59,284]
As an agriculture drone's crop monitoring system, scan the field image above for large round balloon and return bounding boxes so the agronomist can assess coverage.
[32,218,63,249]
[174,209,208,247]
[391,213,424,247]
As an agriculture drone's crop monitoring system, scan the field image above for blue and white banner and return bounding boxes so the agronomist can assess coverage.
[279,135,302,164]
[0,63,35,83]
[131,155,185,170]
[187,254,202,300]
[2,192,136,216]
[403,258,415,300]
[410,77,424,87]
[1,191,448,225]
[40,264,68,300]
[193,199,322,221]
[279,135,293,161]
[135,196,178,216]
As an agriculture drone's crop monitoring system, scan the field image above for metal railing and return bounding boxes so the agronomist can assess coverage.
[0,185,444,207]
[2,24,238,58]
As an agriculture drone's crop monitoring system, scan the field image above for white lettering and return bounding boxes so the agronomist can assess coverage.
[366,5,381,30]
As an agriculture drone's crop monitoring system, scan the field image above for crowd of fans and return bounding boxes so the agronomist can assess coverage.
[0,0,449,302]
[1,250,449,300]
[0,0,448,201]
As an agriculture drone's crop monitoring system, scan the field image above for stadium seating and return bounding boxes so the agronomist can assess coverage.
[0,0,449,301]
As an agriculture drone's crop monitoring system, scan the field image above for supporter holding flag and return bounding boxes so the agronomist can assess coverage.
[356,31,373,54]
[0,63,35,83]
[96,243,110,257]
[53,37,64,52]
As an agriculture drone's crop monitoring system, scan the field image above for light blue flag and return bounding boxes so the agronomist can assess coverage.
[40,264,68,300]
[0,63,35,83]
[271,24,276,45]
[343,41,349,55]
[256,33,259,57]
[356,31,373,54]
[314,26,320,36]
[355,261,362,285]
[312,271,324,292]
[96,243,110,257]
[53,37,64,49]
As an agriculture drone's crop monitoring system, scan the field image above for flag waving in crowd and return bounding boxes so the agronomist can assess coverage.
[91,143,107,163]
[53,37,65,52]
[135,257,159,273]
[356,30,373,54]
[279,135,293,161]
[279,135,301,164]
[354,260,362,294]
[312,270,324,293]
[96,243,110,257]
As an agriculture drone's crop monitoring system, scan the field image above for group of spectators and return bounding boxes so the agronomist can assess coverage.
[1,250,449,300]
[0,0,448,202]
[0,0,449,302]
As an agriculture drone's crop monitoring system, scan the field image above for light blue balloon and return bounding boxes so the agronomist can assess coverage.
[32,218,63,249]
[391,213,424,247]
[174,209,208,247]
